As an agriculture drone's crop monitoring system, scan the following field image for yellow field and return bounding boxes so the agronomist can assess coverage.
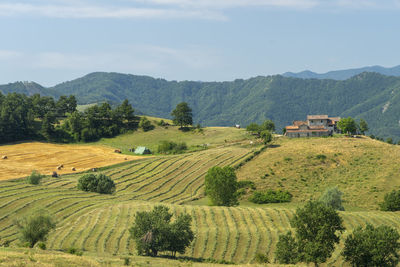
[0,142,145,180]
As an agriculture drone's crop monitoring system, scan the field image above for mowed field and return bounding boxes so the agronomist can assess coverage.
[0,134,400,266]
[237,136,400,210]
[0,142,143,180]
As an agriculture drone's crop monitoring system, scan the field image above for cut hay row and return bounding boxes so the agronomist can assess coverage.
[7,200,398,265]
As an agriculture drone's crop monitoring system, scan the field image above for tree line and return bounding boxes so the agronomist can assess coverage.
[0,92,138,144]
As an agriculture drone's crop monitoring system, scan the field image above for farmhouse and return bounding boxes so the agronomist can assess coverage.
[285,115,340,138]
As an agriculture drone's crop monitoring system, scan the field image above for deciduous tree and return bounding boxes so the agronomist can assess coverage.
[205,166,238,206]
[342,224,400,267]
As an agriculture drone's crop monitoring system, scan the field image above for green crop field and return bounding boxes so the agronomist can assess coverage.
[1,133,400,266]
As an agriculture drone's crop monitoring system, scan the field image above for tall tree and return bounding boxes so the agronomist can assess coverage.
[337,117,357,135]
[276,201,345,266]
[129,205,193,257]
[205,166,238,206]
[342,224,400,267]
[171,102,193,129]
[358,118,369,135]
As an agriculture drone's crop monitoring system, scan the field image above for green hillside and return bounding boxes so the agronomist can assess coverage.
[0,130,399,266]
[2,72,400,141]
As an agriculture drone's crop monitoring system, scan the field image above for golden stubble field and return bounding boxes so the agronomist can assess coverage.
[0,142,145,180]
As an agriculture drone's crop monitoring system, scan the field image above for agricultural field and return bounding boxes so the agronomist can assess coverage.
[237,136,400,209]
[0,142,142,181]
[0,132,399,266]
[95,125,251,153]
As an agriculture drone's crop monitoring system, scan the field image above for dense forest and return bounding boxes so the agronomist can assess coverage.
[2,71,400,141]
[0,92,138,144]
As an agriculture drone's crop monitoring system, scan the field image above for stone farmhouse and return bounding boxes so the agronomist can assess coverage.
[285,115,341,138]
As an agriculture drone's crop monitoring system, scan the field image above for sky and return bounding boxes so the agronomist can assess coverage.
[0,0,400,86]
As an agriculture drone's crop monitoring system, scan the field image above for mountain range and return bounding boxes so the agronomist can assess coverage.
[283,65,400,80]
[1,70,400,141]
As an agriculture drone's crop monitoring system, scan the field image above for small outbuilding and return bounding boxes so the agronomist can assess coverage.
[134,146,151,155]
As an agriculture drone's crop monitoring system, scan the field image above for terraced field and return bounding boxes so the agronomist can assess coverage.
[1,140,400,266]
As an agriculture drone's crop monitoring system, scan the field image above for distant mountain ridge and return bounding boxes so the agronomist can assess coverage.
[1,71,400,141]
[283,65,400,80]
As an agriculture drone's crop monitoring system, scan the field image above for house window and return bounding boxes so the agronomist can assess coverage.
[321,120,323,123]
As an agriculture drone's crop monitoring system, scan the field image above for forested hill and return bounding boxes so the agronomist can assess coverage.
[1,71,400,140]
[283,65,400,80]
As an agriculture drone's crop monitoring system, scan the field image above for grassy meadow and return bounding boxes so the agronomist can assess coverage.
[0,127,400,266]
[95,124,251,153]
[236,136,400,210]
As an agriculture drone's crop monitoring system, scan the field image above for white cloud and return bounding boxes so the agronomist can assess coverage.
[0,3,226,20]
[0,50,22,59]
[140,0,319,9]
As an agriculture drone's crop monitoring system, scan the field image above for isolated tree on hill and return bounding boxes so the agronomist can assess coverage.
[358,118,369,135]
[260,130,272,145]
[15,210,56,248]
[261,119,275,132]
[129,205,193,257]
[276,201,345,266]
[380,190,400,211]
[139,117,154,132]
[342,224,400,267]
[337,117,357,135]
[246,123,261,135]
[171,102,193,129]
[205,166,238,206]
[318,186,344,211]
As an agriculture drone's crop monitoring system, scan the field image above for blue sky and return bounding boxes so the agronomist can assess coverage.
[0,0,400,86]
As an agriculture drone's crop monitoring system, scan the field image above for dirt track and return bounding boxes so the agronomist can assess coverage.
[0,142,145,180]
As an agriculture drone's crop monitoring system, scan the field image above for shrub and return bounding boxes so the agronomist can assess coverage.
[254,253,269,263]
[77,173,115,194]
[249,190,292,204]
[26,170,44,185]
[139,117,154,132]
[316,154,327,161]
[37,241,46,250]
[67,247,83,256]
[14,210,56,248]
[157,141,187,154]
[319,186,344,211]
[380,190,400,211]
[237,180,256,190]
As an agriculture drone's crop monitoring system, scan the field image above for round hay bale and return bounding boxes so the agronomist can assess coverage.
[57,166,62,170]
[71,167,76,171]
[2,155,7,159]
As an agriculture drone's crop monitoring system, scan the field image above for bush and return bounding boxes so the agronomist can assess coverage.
[139,117,154,132]
[380,190,400,211]
[237,180,256,190]
[342,224,400,267]
[26,170,44,185]
[316,154,327,161]
[14,210,56,248]
[319,186,344,211]
[37,241,46,250]
[157,140,187,154]
[249,190,292,204]
[67,247,83,256]
[77,173,115,194]
[254,253,269,263]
